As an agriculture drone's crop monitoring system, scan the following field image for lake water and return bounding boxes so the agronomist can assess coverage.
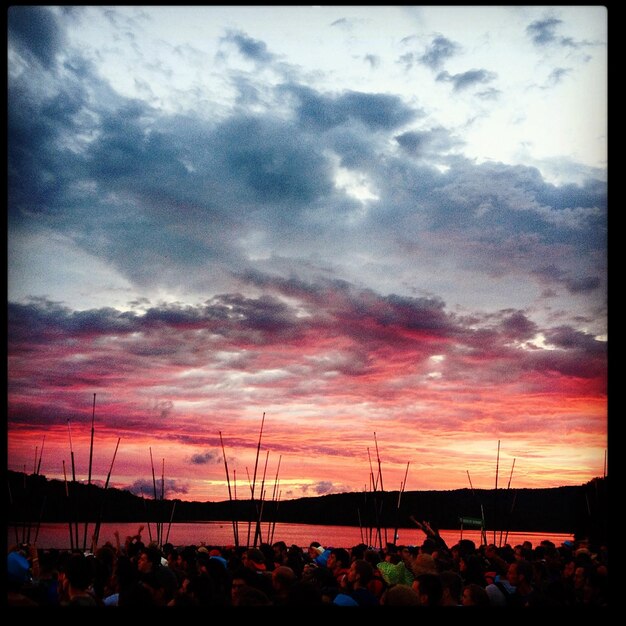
[9,520,574,551]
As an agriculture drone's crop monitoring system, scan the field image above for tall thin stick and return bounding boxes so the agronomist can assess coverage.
[366,448,378,545]
[246,467,253,494]
[140,489,153,543]
[26,451,37,543]
[33,495,47,544]
[245,465,254,547]
[67,421,77,482]
[360,483,369,546]
[254,450,270,547]
[36,436,46,476]
[93,437,121,548]
[247,412,265,547]
[480,503,487,545]
[251,413,265,501]
[466,470,475,492]
[393,461,410,544]
[357,507,364,544]
[87,394,96,488]
[373,434,386,547]
[367,448,378,491]
[256,489,267,548]
[499,458,516,547]
[109,439,121,484]
[493,440,500,545]
[83,393,97,551]
[30,437,46,547]
[63,460,74,551]
[161,458,165,502]
[165,500,177,545]
[267,455,282,544]
[219,431,239,547]
[374,433,384,493]
[467,470,487,545]
[503,491,517,545]
[67,419,79,548]
[269,490,282,545]
[160,457,165,547]
[233,469,239,546]
[149,447,159,545]
[367,446,383,550]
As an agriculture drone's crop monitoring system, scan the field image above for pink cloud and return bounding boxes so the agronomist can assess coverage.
[7,287,606,501]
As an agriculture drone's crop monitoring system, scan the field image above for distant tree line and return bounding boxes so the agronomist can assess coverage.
[7,470,607,546]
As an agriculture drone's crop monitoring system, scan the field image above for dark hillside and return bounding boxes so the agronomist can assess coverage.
[7,471,607,544]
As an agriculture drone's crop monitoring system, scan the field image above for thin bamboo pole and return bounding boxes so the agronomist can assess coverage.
[149,447,159,545]
[254,450,270,547]
[83,393,97,551]
[247,412,265,547]
[367,448,379,546]
[503,492,517,545]
[269,489,282,546]
[160,458,165,547]
[67,419,79,549]
[393,461,410,544]
[364,484,372,547]
[467,470,487,545]
[375,434,389,547]
[233,469,239,546]
[267,455,282,544]
[36,436,45,476]
[25,446,39,543]
[93,437,121,548]
[245,466,253,546]
[63,460,74,551]
[374,433,384,493]
[140,489,153,544]
[493,440,500,545]
[219,431,239,547]
[357,507,364,544]
[499,458,516,547]
[28,438,46,546]
[165,500,177,545]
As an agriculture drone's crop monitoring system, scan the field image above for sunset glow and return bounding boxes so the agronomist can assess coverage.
[8,6,607,502]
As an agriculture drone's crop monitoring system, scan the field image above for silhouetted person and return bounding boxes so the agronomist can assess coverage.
[413,572,443,607]
[462,582,490,606]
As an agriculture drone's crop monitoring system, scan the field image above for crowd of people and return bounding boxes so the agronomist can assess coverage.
[7,520,608,607]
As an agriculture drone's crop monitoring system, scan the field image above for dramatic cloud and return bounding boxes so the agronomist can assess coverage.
[313,481,340,495]
[436,69,498,92]
[420,34,460,70]
[7,5,67,69]
[127,478,190,498]
[221,30,276,64]
[190,450,222,465]
[526,18,578,48]
[395,127,463,157]
[286,84,417,131]
[8,6,606,502]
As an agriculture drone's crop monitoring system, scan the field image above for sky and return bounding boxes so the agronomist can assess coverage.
[7,6,607,504]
